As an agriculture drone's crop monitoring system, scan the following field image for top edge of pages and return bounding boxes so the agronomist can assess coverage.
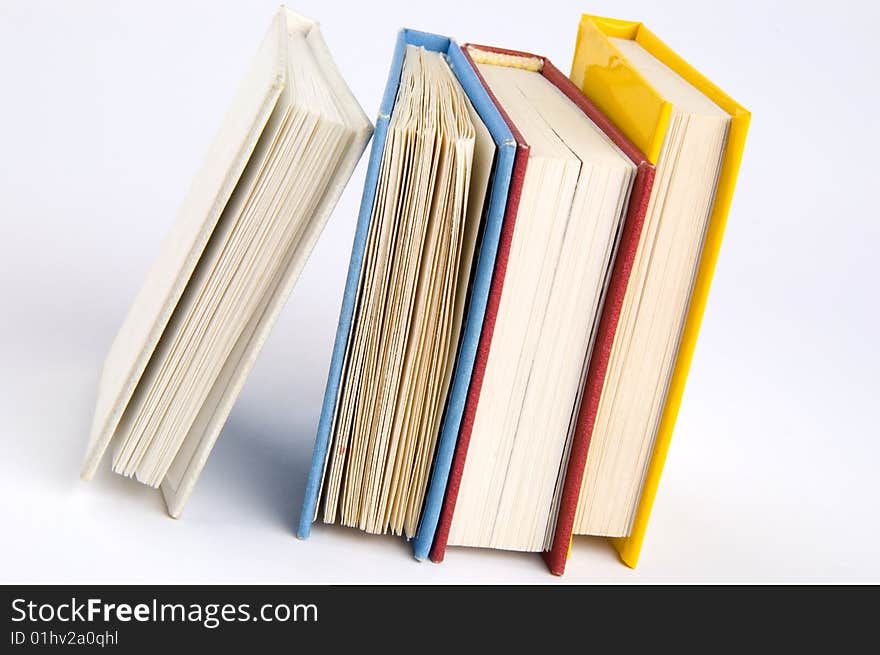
[81,6,750,575]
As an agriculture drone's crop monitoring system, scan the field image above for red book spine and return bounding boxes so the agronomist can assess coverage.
[538,53,656,576]
[543,161,654,575]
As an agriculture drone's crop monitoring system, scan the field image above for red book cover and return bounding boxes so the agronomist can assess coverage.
[430,45,655,574]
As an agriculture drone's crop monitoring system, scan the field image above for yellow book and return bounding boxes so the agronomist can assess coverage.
[569,15,750,568]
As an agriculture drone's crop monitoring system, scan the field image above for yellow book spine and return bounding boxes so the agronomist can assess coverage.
[572,15,751,568]
[570,16,671,164]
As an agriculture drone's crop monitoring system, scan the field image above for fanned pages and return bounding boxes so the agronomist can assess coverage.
[81,8,372,517]
[296,30,517,553]
[315,44,493,538]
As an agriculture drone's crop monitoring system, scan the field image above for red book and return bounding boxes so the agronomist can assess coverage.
[429,45,655,575]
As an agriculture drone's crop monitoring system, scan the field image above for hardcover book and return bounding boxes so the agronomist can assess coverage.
[297,30,516,545]
[427,45,653,573]
[81,7,372,517]
[550,14,751,572]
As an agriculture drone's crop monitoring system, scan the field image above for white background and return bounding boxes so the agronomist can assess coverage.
[1,0,878,584]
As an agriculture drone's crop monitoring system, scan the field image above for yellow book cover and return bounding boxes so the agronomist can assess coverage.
[570,14,750,568]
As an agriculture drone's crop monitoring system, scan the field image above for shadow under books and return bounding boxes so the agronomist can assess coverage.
[196,412,311,533]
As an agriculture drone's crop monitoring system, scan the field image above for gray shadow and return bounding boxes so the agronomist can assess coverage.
[194,412,311,533]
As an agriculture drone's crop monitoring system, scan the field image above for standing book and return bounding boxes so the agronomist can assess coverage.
[297,30,517,546]
[545,14,751,573]
[427,45,654,572]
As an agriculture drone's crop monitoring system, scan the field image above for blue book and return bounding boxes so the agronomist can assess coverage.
[296,29,515,560]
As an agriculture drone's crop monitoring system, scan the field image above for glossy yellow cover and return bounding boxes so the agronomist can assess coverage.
[571,14,750,568]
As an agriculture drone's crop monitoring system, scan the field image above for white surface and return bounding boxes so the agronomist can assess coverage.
[1,0,877,583]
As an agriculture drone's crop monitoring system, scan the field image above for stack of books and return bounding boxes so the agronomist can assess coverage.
[84,8,749,575]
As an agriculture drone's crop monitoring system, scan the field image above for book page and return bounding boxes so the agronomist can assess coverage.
[321,46,482,538]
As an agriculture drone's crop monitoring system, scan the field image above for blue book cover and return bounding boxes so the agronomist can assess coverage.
[297,30,515,559]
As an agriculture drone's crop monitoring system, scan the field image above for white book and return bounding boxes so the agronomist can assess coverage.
[81,7,372,517]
